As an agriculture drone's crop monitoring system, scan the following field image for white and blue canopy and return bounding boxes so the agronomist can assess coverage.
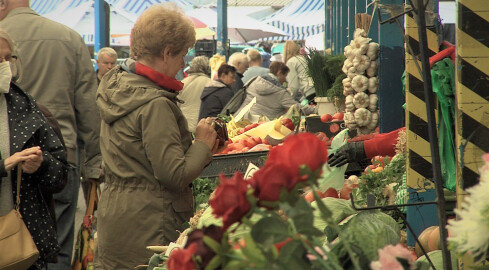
[260,0,324,41]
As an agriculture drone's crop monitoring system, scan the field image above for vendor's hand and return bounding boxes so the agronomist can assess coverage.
[194,117,218,151]
[4,146,42,172]
[328,142,366,167]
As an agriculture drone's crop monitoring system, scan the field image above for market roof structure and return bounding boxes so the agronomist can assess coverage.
[260,0,325,41]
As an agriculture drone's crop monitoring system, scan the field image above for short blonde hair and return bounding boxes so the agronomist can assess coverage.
[246,48,262,63]
[228,52,247,68]
[130,3,196,59]
[97,47,117,60]
[283,41,300,64]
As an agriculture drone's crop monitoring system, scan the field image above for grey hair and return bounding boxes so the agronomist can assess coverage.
[96,47,117,60]
[0,28,21,82]
[228,52,247,68]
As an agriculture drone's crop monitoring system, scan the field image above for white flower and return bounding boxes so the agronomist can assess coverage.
[447,153,489,262]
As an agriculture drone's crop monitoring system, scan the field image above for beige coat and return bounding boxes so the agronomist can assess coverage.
[178,72,211,132]
[94,61,213,269]
[0,8,101,176]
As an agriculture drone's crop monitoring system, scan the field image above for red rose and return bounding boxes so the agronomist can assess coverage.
[167,243,197,270]
[209,173,252,230]
[251,161,297,202]
[267,133,328,180]
[184,225,224,268]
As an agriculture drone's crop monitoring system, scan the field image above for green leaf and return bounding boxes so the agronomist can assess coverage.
[204,255,223,270]
[282,199,319,236]
[251,217,289,245]
[277,240,312,270]
[203,235,221,253]
[240,234,267,267]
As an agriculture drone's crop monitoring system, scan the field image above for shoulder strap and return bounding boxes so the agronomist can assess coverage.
[86,181,98,216]
[16,164,21,211]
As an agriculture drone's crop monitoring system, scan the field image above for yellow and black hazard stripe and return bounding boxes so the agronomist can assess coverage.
[404,12,439,190]
[456,1,489,190]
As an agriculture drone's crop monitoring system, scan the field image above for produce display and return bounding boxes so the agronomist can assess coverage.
[342,28,380,135]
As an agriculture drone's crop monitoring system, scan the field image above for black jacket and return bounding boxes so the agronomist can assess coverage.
[0,83,68,269]
[198,80,234,120]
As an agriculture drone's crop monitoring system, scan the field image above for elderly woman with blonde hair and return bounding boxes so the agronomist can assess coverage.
[283,40,316,102]
[94,4,223,269]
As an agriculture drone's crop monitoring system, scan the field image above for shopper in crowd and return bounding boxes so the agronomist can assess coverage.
[0,29,68,270]
[0,1,103,269]
[228,51,248,93]
[235,61,317,121]
[198,63,236,120]
[96,46,117,84]
[242,48,269,84]
[179,55,212,133]
[94,4,222,269]
[283,40,316,103]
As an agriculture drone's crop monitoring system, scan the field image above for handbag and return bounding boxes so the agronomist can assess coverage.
[0,164,40,270]
[71,180,99,270]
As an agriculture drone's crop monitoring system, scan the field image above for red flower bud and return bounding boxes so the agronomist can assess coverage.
[209,173,251,230]
[167,243,197,270]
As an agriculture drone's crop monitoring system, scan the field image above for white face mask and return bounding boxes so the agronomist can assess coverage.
[0,61,11,94]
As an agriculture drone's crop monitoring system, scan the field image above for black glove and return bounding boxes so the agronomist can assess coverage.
[328,141,366,167]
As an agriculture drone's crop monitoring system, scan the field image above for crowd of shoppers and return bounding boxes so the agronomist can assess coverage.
[0,1,318,269]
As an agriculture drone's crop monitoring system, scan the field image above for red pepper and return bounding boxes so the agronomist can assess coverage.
[281,118,295,131]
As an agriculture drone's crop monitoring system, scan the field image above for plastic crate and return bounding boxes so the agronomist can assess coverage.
[200,150,269,180]
[305,116,357,140]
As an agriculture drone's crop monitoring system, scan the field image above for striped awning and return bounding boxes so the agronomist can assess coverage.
[31,0,193,15]
[260,0,325,41]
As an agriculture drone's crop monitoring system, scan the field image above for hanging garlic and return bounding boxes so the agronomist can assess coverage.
[342,59,353,75]
[366,42,380,60]
[344,45,353,59]
[347,66,360,79]
[352,55,371,72]
[344,111,358,129]
[343,86,355,96]
[351,75,368,92]
[368,77,379,93]
[366,61,378,77]
[357,126,373,135]
[366,111,379,131]
[353,28,368,39]
[369,94,379,112]
[345,94,355,112]
[354,108,372,127]
[353,92,369,109]
[342,77,352,88]
[350,37,370,56]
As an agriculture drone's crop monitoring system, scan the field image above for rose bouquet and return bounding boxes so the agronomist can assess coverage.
[147,132,409,270]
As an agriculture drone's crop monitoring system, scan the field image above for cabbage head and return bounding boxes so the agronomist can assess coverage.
[339,211,400,261]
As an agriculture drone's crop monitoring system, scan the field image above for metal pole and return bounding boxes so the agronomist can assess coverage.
[412,0,452,268]
[94,0,108,54]
[216,0,228,59]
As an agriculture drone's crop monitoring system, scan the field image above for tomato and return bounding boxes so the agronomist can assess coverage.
[304,190,323,202]
[281,118,295,131]
[251,136,262,145]
[329,123,340,134]
[315,132,329,142]
[322,188,339,198]
[320,114,333,123]
[332,112,344,121]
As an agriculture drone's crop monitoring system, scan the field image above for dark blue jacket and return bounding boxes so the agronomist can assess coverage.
[198,80,234,120]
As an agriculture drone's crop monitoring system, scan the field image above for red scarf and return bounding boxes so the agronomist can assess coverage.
[135,62,184,91]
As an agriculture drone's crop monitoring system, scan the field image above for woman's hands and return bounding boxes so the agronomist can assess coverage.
[194,117,228,154]
[4,146,43,173]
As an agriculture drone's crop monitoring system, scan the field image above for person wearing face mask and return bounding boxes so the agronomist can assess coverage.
[0,29,68,270]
